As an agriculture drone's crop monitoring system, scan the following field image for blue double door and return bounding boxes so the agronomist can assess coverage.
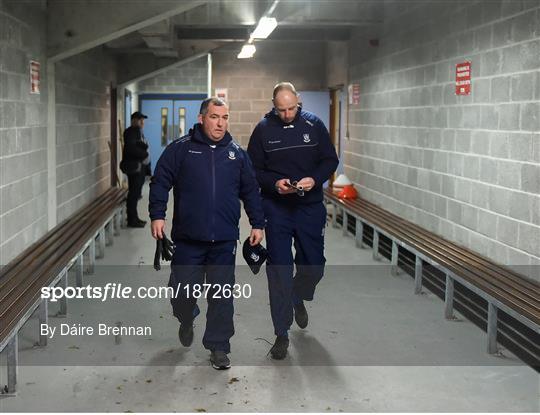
[140,94,206,173]
[139,92,333,175]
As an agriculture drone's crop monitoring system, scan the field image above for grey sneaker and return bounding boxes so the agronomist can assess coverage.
[210,350,231,370]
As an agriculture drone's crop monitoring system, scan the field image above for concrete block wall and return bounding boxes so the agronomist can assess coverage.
[135,56,207,94]
[345,0,539,280]
[55,47,116,223]
[212,42,327,146]
[0,2,48,265]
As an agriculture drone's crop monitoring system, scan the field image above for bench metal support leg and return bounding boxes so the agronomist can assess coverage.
[391,240,399,276]
[84,240,95,275]
[89,240,96,273]
[113,211,121,236]
[487,303,498,354]
[355,219,364,249]
[7,335,18,394]
[58,271,68,317]
[414,256,423,294]
[331,203,338,228]
[444,274,455,319]
[96,229,106,259]
[105,221,114,246]
[38,299,48,347]
[120,206,127,229]
[74,254,83,287]
[342,211,348,236]
[372,230,380,261]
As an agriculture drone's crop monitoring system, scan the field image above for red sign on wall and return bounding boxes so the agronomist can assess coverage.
[455,61,471,95]
[30,60,40,94]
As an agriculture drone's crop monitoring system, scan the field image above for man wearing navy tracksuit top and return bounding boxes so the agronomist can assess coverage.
[247,82,339,359]
[149,98,264,370]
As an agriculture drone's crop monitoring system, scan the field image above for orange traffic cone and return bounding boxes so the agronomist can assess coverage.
[338,184,358,200]
[332,174,352,195]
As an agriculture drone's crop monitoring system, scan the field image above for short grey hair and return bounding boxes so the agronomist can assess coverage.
[199,97,227,115]
[272,82,298,100]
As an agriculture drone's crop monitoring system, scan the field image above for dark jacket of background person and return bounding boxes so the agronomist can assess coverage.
[121,126,149,175]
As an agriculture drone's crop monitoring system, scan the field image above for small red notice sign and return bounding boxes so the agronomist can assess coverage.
[348,83,360,105]
[455,61,471,95]
[30,60,40,94]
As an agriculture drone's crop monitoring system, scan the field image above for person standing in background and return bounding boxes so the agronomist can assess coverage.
[121,111,151,228]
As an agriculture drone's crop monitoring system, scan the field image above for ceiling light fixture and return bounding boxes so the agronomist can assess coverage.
[237,44,256,59]
[250,16,278,40]
[237,0,279,59]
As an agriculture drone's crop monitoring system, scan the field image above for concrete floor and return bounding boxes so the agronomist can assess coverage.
[1,182,539,412]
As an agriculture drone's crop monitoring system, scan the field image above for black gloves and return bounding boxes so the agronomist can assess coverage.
[153,235,175,271]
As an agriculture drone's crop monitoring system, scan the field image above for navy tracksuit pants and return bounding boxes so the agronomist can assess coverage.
[263,198,327,337]
[168,239,236,353]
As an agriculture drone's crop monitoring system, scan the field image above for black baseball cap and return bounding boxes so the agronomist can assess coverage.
[242,238,268,275]
[131,111,148,120]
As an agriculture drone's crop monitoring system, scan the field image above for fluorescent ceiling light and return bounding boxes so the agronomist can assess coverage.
[237,44,256,59]
[251,16,278,39]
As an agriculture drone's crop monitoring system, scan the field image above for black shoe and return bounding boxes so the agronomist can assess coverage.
[210,350,231,370]
[127,221,145,228]
[294,302,308,329]
[270,335,289,360]
[178,323,194,347]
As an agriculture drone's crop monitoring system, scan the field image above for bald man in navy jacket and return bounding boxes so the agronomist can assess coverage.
[247,82,339,360]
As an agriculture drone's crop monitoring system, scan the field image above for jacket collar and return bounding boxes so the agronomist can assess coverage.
[190,123,232,147]
[265,106,303,126]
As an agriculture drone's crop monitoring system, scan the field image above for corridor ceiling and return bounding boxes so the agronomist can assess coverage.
[47,0,385,61]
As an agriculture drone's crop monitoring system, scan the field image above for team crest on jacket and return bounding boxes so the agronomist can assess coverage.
[228,151,236,160]
[303,134,310,143]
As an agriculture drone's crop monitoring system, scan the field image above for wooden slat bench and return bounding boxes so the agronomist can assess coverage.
[0,187,127,395]
[324,188,540,366]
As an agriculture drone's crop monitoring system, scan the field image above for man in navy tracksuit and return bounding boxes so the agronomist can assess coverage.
[247,82,339,359]
[149,97,265,370]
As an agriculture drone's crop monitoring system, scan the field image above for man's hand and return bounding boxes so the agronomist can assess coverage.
[249,229,264,246]
[151,219,165,240]
[297,177,315,191]
[275,179,296,194]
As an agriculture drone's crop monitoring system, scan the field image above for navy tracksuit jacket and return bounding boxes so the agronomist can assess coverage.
[149,124,265,353]
[247,108,339,337]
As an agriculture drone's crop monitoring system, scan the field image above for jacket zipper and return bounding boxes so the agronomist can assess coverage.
[211,148,216,242]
